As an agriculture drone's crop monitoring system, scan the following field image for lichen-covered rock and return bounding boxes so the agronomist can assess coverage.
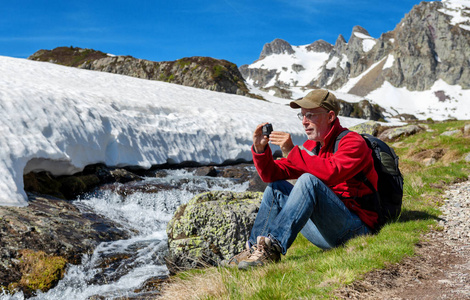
[349,121,381,136]
[166,191,262,272]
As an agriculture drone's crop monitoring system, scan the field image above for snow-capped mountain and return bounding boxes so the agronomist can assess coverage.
[240,0,470,120]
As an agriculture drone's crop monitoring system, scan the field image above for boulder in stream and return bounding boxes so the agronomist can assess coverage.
[166,191,262,272]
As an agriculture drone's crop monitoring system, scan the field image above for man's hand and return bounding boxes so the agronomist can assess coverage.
[269,131,294,157]
[253,123,270,153]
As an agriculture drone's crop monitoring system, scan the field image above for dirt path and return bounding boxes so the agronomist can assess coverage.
[335,231,470,299]
[335,181,470,300]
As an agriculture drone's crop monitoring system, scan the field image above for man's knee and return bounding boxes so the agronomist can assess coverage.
[267,180,285,189]
[296,173,322,188]
[265,180,293,194]
[262,180,293,204]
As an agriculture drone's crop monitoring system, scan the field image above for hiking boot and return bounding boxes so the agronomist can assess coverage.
[238,236,281,270]
[220,241,256,267]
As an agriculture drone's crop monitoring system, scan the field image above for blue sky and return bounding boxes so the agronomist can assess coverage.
[1,0,429,66]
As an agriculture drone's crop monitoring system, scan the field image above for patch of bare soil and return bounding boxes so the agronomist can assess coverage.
[335,231,470,299]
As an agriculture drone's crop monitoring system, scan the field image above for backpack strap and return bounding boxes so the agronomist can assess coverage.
[334,129,382,230]
[333,130,377,194]
[333,130,351,153]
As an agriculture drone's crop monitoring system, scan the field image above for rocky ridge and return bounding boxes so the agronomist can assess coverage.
[241,1,470,97]
[28,47,258,98]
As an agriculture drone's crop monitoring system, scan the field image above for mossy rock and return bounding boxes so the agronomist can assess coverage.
[7,250,67,297]
[166,191,262,272]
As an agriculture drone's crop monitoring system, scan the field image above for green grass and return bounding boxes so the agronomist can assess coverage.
[162,120,470,300]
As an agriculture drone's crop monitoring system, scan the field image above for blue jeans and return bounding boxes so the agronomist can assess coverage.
[249,173,371,254]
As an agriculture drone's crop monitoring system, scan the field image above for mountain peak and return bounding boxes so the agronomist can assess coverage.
[352,25,371,36]
[259,38,294,59]
[306,40,333,53]
[335,34,347,46]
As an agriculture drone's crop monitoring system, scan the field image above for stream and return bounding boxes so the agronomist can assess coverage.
[3,168,252,300]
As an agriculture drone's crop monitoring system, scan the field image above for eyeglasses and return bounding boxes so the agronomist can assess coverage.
[297,111,328,121]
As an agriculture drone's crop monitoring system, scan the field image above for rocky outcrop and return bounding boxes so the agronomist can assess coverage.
[166,191,262,272]
[0,194,128,296]
[306,40,334,53]
[238,65,279,90]
[323,2,470,92]
[28,47,257,98]
[338,99,386,121]
[259,38,295,59]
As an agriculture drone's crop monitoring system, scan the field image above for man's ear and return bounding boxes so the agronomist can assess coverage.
[327,111,336,124]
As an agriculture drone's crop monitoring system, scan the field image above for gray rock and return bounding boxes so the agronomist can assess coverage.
[463,124,470,136]
[441,130,461,136]
[423,157,437,166]
[349,121,381,136]
[464,153,470,162]
[378,125,424,141]
[166,191,262,272]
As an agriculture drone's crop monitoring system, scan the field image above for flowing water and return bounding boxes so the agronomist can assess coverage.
[3,168,251,300]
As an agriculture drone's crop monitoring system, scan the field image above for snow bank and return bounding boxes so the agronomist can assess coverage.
[0,56,365,206]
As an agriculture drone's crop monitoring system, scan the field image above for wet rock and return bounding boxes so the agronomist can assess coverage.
[0,194,129,294]
[57,174,101,199]
[192,166,218,177]
[217,164,267,192]
[166,191,262,272]
[23,164,143,200]
[217,164,253,181]
[109,168,143,183]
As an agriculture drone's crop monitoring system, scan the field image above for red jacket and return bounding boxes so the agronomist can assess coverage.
[252,118,379,229]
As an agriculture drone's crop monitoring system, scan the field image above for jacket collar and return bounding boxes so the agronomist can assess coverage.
[304,117,345,153]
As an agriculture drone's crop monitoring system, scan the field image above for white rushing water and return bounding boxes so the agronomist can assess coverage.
[2,169,250,300]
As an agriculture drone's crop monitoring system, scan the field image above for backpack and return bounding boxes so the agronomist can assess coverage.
[334,130,404,229]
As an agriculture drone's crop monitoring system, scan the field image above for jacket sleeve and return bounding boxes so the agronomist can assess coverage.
[251,145,305,182]
[286,132,374,187]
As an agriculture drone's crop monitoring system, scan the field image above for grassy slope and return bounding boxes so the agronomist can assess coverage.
[161,120,470,300]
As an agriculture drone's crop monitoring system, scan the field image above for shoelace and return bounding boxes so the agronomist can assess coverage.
[248,243,267,260]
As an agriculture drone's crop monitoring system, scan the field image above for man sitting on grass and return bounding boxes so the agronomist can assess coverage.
[226,89,379,270]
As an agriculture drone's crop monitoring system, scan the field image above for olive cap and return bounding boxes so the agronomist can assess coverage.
[290,89,339,116]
